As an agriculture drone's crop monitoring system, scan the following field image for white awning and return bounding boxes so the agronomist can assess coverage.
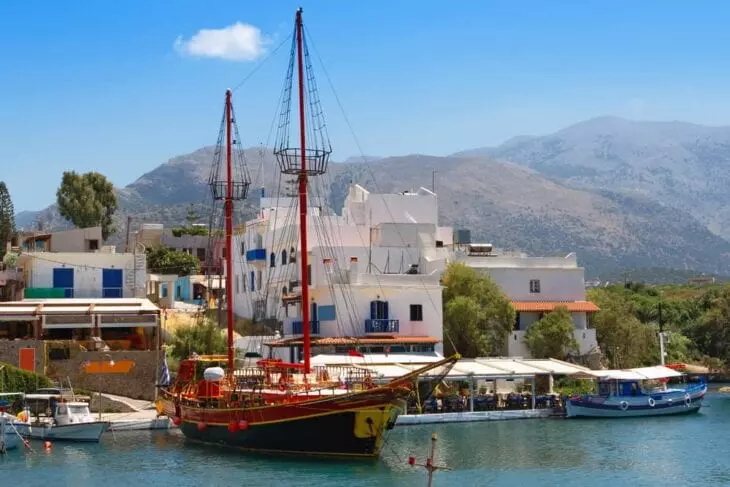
[572,366,683,381]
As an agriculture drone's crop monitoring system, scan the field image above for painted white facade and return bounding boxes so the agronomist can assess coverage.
[232,185,451,355]
[455,250,598,358]
[22,251,147,299]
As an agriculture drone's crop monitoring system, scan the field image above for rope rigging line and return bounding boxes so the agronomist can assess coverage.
[302,25,458,354]
[230,33,293,93]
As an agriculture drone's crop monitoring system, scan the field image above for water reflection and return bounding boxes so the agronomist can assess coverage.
[1,394,728,487]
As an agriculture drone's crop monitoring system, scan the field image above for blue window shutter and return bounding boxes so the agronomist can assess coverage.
[311,302,318,321]
[383,301,389,319]
[370,301,376,319]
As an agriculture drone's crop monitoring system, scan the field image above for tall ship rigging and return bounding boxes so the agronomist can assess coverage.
[159,8,458,458]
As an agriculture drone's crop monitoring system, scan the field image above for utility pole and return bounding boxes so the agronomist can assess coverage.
[431,170,437,194]
[658,295,666,365]
[124,215,132,253]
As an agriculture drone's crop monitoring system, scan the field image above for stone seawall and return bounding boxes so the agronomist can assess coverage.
[0,339,44,372]
[46,350,162,401]
[0,340,161,401]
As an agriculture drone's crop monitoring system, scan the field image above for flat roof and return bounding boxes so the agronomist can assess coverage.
[0,298,160,316]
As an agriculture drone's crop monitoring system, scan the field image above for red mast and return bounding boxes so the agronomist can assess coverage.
[225,88,235,374]
[295,8,311,374]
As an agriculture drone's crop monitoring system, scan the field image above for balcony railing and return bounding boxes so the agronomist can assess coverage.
[292,320,320,335]
[245,248,266,261]
[365,319,400,333]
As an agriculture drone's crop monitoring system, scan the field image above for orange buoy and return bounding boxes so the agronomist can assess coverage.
[197,422,207,432]
[228,421,239,433]
[44,441,52,450]
[238,420,249,431]
[172,416,182,426]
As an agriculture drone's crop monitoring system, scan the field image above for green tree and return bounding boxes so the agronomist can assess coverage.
[56,171,118,240]
[442,262,515,356]
[524,306,579,360]
[0,362,52,393]
[589,290,659,368]
[687,287,730,363]
[0,182,15,258]
[168,320,226,361]
[443,295,491,357]
[146,245,199,276]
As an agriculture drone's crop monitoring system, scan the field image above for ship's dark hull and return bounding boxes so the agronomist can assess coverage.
[179,405,398,457]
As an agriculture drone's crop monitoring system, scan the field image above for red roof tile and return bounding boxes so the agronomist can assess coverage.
[511,301,600,312]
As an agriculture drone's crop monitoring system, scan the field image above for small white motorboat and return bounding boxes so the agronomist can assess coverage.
[14,394,109,442]
[0,393,23,452]
[565,365,706,418]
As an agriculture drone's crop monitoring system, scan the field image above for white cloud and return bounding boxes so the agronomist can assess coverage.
[174,22,269,61]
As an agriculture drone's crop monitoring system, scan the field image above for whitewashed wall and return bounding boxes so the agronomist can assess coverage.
[26,252,146,298]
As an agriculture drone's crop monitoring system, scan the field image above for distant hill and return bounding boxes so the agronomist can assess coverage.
[16,143,730,277]
[457,116,730,240]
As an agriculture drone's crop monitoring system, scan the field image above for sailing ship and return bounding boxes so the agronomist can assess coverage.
[159,8,458,458]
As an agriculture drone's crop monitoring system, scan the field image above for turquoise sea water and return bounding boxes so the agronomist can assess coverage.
[3,391,730,486]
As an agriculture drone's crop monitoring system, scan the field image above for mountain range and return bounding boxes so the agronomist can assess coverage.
[16,116,730,277]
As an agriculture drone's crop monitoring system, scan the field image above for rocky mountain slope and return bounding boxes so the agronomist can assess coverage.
[457,116,730,239]
[17,144,730,276]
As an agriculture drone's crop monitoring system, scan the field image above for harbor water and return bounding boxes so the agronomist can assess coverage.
[3,391,730,486]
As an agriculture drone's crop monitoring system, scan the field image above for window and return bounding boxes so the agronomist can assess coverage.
[87,239,99,251]
[222,247,227,259]
[282,286,288,296]
[529,279,541,293]
[197,248,206,261]
[270,252,276,268]
[409,304,423,321]
[250,271,255,291]
[235,275,240,294]
[514,313,521,331]
[281,250,287,266]
[289,247,296,263]
[240,241,245,255]
[371,300,388,319]
[307,264,312,285]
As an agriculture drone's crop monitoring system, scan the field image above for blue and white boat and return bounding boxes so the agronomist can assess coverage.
[566,366,706,418]
[0,393,24,452]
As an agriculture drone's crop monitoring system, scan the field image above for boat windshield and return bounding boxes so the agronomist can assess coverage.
[68,405,89,415]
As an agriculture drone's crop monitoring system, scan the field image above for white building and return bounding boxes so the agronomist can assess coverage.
[455,245,599,358]
[20,248,147,299]
[231,184,452,360]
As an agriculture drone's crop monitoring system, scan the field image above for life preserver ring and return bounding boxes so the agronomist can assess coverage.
[648,398,656,407]
[684,393,691,406]
[619,401,629,411]
[278,376,287,391]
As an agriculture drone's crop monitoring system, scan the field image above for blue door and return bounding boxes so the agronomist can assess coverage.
[102,269,123,298]
[52,268,74,298]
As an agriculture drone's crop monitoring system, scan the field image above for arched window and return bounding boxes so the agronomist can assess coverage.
[289,247,296,263]
[281,250,287,266]
[270,252,276,268]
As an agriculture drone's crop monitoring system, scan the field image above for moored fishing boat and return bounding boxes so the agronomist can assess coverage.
[566,365,706,418]
[158,7,459,458]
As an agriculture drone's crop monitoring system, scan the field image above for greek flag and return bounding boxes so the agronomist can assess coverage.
[159,355,171,387]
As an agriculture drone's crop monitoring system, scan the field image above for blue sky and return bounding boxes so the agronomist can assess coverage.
[3,1,730,211]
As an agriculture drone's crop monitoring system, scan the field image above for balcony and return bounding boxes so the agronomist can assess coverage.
[292,320,320,335]
[365,319,400,333]
[245,248,266,262]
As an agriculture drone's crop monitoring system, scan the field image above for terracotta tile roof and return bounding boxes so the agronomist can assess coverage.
[266,336,441,347]
[511,301,600,313]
